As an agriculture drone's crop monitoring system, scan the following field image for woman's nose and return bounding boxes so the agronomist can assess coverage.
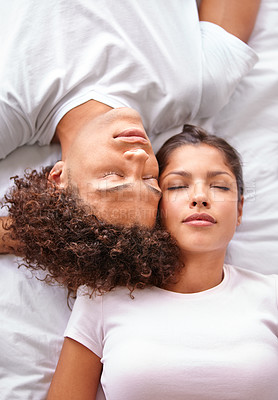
[190,183,210,208]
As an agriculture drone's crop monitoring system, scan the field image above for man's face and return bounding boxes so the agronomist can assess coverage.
[52,108,161,227]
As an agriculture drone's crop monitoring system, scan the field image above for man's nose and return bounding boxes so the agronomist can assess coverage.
[123,149,149,176]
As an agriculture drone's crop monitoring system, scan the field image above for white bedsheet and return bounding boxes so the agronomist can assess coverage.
[200,0,278,273]
[1,0,277,398]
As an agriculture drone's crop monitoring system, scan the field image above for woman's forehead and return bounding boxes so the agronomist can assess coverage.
[166,144,229,168]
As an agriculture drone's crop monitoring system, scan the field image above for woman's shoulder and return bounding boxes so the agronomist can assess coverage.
[226,264,278,297]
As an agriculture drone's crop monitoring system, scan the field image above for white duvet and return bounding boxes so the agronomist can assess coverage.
[1,0,278,398]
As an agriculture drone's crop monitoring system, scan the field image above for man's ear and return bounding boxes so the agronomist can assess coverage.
[48,161,66,187]
[237,196,244,226]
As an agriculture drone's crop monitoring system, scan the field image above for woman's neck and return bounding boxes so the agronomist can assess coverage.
[166,251,226,294]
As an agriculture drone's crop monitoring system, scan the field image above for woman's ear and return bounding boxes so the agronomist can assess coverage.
[48,161,66,187]
[237,196,244,226]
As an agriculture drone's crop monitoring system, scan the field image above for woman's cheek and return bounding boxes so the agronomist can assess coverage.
[159,196,171,226]
[160,196,178,228]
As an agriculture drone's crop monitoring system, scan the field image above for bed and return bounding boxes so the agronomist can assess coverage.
[0,0,277,398]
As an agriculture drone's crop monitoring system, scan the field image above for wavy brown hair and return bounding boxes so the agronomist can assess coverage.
[3,167,182,296]
[156,125,244,202]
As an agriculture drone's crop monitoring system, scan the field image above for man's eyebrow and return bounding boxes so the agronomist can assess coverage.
[96,183,133,193]
[96,183,162,197]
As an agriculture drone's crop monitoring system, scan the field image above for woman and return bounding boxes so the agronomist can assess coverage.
[47,125,278,399]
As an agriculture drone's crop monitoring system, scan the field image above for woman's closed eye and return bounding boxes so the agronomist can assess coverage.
[210,184,230,191]
[166,184,189,191]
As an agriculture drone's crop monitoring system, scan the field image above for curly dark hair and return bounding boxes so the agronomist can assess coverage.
[3,167,182,297]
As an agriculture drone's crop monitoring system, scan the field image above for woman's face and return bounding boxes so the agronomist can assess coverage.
[159,144,243,256]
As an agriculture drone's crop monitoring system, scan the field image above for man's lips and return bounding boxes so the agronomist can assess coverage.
[114,129,148,144]
[183,213,216,226]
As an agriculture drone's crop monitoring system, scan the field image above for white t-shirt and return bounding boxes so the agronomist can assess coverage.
[0,0,257,159]
[65,264,278,400]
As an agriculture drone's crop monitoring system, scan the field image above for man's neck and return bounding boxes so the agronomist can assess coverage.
[53,100,112,160]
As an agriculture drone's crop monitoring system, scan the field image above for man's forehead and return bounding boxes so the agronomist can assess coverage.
[93,199,158,227]
[74,181,160,226]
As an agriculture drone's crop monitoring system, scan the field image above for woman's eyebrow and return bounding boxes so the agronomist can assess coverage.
[162,171,191,179]
[162,170,233,179]
[207,171,233,178]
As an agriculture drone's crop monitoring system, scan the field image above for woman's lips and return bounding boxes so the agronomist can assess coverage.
[183,213,216,226]
[114,129,149,144]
